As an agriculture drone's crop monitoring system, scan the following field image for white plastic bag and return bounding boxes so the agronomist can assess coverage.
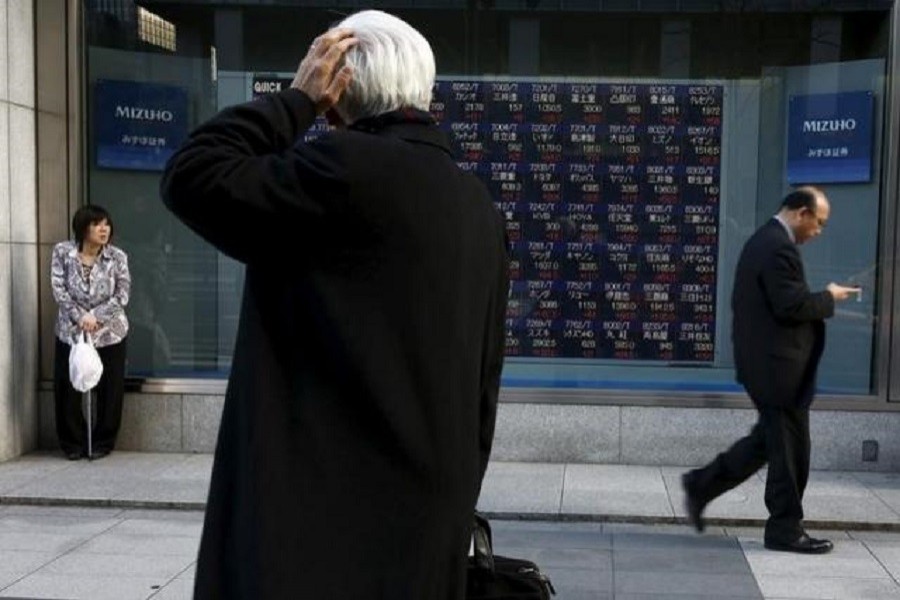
[69,331,103,392]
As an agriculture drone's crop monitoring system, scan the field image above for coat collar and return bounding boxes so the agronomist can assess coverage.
[349,108,453,157]
[66,240,113,262]
[769,216,795,244]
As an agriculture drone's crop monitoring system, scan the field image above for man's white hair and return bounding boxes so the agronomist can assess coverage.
[333,10,435,124]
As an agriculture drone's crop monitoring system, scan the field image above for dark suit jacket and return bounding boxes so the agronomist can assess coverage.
[161,90,509,599]
[732,219,834,408]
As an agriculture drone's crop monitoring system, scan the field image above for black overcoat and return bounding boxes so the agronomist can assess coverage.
[161,89,509,599]
[731,219,834,408]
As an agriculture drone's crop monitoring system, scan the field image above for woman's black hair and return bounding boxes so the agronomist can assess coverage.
[72,205,113,250]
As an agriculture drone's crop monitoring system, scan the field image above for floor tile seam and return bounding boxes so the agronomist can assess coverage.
[557,463,567,515]
[860,539,900,587]
[0,510,124,521]
[0,514,123,593]
[614,554,760,564]
[751,573,895,583]
[609,528,619,594]
[0,512,128,525]
[743,550,896,563]
[613,569,761,578]
[853,537,900,547]
[734,559,886,571]
[93,525,203,538]
[614,592,762,600]
[83,527,203,541]
[613,587,764,598]
[618,544,741,559]
[4,573,171,587]
[76,531,200,554]
[534,565,613,573]
[121,508,206,518]
[753,573,898,582]
[733,540,769,599]
[747,542,896,572]
[500,544,613,552]
[613,564,760,575]
[33,568,191,581]
[146,561,197,599]
[0,526,123,537]
[0,569,33,594]
[659,465,678,517]
[71,552,200,561]
[30,512,131,578]
[51,546,198,558]
[856,483,900,523]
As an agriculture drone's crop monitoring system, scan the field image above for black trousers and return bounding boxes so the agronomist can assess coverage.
[689,405,810,543]
[54,337,127,455]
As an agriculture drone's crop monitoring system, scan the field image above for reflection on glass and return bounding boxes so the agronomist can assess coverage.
[84,3,890,394]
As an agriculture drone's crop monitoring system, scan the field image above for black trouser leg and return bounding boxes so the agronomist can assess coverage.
[54,338,86,455]
[689,413,768,504]
[93,339,127,452]
[797,409,811,500]
[760,405,809,543]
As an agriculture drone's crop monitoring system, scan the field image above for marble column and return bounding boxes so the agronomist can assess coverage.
[0,0,39,461]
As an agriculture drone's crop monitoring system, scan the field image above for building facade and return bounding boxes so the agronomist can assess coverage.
[2,0,900,468]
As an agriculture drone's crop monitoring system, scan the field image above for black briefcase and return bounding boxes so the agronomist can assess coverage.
[466,513,556,599]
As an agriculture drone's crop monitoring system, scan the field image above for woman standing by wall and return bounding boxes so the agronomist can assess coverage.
[51,205,130,460]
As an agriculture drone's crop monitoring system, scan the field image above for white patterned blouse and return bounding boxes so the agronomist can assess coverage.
[51,240,130,347]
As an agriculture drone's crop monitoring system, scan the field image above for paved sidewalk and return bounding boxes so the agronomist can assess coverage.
[2,508,900,599]
[2,453,900,599]
[2,452,900,530]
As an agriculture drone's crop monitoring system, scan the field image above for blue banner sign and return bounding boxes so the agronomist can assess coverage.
[787,91,874,184]
[94,80,188,171]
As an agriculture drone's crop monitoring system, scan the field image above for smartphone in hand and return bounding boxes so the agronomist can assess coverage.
[843,285,863,302]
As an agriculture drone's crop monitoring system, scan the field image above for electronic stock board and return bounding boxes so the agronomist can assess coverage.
[251,75,724,362]
[430,80,723,362]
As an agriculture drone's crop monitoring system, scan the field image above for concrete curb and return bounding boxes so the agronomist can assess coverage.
[0,496,205,511]
[480,512,900,532]
[3,495,900,532]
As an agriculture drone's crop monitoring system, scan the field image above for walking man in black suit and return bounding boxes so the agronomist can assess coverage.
[682,186,858,554]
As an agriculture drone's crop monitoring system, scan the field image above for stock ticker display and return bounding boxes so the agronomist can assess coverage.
[430,80,723,362]
[250,75,723,363]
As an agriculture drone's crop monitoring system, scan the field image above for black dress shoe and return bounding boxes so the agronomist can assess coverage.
[764,534,833,554]
[64,451,82,461]
[681,472,706,533]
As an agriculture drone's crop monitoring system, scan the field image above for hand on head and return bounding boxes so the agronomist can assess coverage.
[291,28,357,116]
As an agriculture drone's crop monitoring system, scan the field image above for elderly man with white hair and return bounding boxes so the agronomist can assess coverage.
[161,9,509,600]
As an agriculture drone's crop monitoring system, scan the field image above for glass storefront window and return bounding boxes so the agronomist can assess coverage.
[83,1,893,396]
